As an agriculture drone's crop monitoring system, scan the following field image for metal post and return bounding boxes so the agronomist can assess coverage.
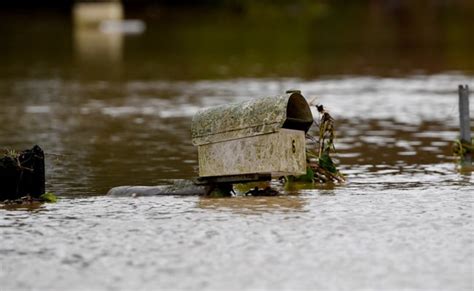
[458,84,472,165]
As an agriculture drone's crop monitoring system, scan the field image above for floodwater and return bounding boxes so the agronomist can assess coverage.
[1,7,474,291]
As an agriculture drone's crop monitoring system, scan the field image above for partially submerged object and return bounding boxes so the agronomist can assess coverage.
[107,180,279,197]
[455,84,472,168]
[108,180,211,197]
[108,90,345,197]
[192,90,313,183]
[0,145,45,201]
[0,145,58,207]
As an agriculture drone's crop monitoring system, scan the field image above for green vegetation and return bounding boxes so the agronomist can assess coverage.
[1,192,58,207]
[39,192,58,203]
[287,104,345,186]
[1,148,27,171]
[453,138,473,156]
[4,149,18,159]
[453,138,473,166]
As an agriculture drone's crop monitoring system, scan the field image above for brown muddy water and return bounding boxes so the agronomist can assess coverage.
[1,9,474,291]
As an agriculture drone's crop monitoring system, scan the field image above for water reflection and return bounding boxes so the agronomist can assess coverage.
[74,29,123,66]
[198,196,306,214]
[1,4,473,80]
[73,2,124,78]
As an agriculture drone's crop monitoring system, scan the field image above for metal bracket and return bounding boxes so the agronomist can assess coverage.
[193,173,272,185]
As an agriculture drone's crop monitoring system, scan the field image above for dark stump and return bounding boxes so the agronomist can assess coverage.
[0,145,45,201]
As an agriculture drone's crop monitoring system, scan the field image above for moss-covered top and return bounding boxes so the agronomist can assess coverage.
[191,92,313,145]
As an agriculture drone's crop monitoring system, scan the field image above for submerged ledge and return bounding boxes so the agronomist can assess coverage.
[107,180,210,197]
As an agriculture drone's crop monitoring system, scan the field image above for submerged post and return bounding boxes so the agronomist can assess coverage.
[458,85,472,166]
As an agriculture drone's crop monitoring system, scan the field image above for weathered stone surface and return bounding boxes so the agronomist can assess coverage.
[107,180,211,197]
[191,92,313,179]
[191,92,313,145]
[198,129,306,177]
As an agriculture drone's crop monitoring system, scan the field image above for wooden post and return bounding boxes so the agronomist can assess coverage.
[0,145,45,201]
[458,85,472,166]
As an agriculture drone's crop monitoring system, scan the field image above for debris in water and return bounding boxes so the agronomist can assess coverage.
[244,186,279,196]
[287,103,345,185]
[2,192,58,208]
